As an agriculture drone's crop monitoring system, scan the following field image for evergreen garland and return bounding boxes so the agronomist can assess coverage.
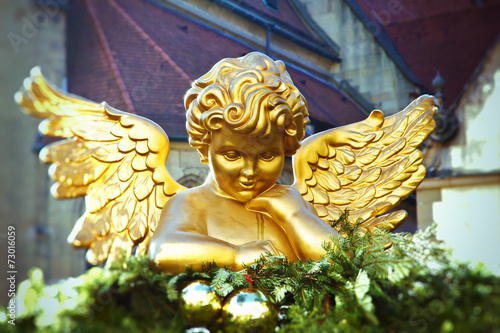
[2,211,500,332]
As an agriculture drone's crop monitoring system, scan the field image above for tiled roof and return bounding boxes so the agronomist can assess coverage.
[353,0,500,108]
[67,0,367,137]
[355,0,500,24]
[287,65,367,126]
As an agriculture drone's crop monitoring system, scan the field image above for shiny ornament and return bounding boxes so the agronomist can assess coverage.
[222,288,277,333]
[179,280,222,327]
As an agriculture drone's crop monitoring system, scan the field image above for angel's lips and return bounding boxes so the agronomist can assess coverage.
[239,181,256,189]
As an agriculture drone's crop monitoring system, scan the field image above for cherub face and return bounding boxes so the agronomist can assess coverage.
[208,126,285,202]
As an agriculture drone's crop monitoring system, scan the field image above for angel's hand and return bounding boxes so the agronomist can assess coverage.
[245,185,309,225]
[235,240,281,269]
[247,185,338,260]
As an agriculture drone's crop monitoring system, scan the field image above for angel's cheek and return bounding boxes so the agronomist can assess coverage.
[211,156,241,191]
[257,157,284,190]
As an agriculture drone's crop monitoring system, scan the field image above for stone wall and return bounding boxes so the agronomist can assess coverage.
[298,0,417,114]
[0,0,88,305]
[416,40,500,274]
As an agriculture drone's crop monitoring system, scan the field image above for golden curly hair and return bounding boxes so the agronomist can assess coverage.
[184,52,309,163]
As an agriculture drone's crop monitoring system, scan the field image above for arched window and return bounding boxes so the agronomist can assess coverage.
[177,174,205,188]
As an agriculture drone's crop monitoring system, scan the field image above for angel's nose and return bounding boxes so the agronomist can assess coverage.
[241,159,257,179]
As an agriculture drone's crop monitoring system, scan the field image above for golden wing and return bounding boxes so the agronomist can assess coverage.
[292,95,437,234]
[15,67,186,265]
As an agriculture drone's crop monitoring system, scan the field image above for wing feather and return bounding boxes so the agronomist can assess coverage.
[16,67,186,265]
[292,95,437,233]
[94,204,113,237]
[128,200,149,242]
[87,235,115,265]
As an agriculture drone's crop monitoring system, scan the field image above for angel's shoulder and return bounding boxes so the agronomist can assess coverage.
[164,185,210,212]
[155,185,211,235]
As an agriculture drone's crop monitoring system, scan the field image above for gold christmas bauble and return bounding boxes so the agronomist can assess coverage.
[222,288,277,333]
[179,280,222,327]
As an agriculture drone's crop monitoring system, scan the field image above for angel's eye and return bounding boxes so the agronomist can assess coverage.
[222,151,240,161]
[260,152,275,161]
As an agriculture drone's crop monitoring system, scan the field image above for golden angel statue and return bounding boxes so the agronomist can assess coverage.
[16,52,437,274]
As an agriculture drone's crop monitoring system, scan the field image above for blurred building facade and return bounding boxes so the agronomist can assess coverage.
[0,0,86,305]
[298,0,500,272]
[417,40,500,274]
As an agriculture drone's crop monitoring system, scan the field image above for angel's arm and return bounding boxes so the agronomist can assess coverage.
[246,186,339,260]
[150,231,238,274]
[149,191,280,273]
[279,206,338,260]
